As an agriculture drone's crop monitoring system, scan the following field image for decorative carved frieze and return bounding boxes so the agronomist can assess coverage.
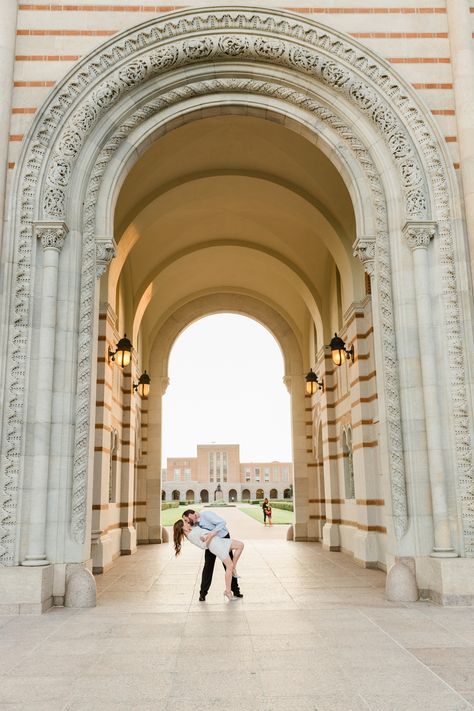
[403,221,437,251]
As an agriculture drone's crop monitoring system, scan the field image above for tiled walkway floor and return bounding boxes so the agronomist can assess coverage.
[1,509,473,710]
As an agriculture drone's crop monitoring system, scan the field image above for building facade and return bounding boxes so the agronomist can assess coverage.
[0,1,474,611]
[162,444,293,502]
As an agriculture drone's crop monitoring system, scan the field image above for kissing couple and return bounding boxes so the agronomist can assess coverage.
[173,509,244,601]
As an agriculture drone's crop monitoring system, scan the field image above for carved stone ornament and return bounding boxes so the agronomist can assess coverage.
[403,221,437,251]
[34,221,68,252]
[353,237,376,277]
[95,238,117,278]
[2,8,472,561]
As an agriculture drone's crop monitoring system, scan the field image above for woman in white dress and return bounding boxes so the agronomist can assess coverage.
[173,519,244,600]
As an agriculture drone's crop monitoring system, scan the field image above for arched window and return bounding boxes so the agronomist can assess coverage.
[200,489,209,503]
[270,488,278,499]
[172,489,180,501]
[342,428,355,499]
[241,488,251,501]
[186,489,195,503]
[256,488,264,499]
[228,488,237,502]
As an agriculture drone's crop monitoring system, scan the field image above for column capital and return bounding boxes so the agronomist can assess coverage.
[403,221,437,251]
[95,237,117,278]
[353,236,376,276]
[34,221,68,252]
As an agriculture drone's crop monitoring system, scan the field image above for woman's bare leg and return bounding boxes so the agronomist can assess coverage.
[223,557,233,594]
[230,540,244,572]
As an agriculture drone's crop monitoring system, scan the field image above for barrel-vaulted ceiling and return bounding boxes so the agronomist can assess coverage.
[110,114,361,358]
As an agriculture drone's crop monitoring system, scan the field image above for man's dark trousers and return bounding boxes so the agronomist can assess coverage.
[200,533,241,597]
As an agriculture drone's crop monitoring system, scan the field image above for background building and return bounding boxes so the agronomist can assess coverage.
[162,444,293,502]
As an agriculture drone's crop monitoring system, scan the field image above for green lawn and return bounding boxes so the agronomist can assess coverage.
[237,504,293,525]
[161,505,202,526]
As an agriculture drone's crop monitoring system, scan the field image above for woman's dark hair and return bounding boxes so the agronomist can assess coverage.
[173,519,186,556]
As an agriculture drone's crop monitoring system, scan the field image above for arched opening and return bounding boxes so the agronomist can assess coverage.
[284,489,292,500]
[161,490,166,501]
[172,490,180,501]
[228,489,238,503]
[270,489,278,500]
[185,490,195,503]
[256,489,264,500]
[200,490,209,504]
[242,489,251,501]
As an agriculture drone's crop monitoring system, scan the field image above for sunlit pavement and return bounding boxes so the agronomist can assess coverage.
[0,508,473,710]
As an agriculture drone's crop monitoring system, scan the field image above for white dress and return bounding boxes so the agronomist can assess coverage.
[187,525,231,561]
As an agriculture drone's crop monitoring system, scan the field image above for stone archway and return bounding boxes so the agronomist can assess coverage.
[0,7,473,610]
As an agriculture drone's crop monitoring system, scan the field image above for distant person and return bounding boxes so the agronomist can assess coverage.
[262,497,270,526]
[264,499,273,526]
[182,509,243,601]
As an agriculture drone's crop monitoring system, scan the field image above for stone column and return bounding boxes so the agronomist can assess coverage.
[403,222,456,557]
[146,376,169,543]
[23,222,68,566]
[446,0,474,284]
[0,0,18,239]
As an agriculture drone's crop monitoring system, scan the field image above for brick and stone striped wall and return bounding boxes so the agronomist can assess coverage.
[8,0,471,176]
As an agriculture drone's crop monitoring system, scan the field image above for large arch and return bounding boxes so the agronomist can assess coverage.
[0,7,473,608]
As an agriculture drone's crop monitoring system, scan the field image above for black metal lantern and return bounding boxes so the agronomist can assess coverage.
[329,333,354,367]
[109,334,132,368]
[134,370,151,398]
[305,368,324,395]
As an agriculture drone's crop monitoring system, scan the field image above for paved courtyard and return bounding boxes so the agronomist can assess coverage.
[0,508,473,710]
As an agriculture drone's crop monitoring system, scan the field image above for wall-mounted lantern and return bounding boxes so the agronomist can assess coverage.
[328,333,354,367]
[305,368,324,395]
[108,334,132,368]
[133,370,151,398]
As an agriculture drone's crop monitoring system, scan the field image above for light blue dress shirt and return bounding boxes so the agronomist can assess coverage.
[197,511,229,538]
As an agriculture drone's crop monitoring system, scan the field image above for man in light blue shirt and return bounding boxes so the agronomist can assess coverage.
[183,509,243,601]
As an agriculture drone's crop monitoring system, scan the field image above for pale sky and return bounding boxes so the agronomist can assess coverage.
[161,314,292,466]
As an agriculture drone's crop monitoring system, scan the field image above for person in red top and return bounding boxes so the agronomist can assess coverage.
[262,498,272,526]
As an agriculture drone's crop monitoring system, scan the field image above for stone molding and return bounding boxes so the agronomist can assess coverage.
[403,221,437,251]
[353,236,376,277]
[34,221,68,253]
[1,8,472,561]
[95,238,117,279]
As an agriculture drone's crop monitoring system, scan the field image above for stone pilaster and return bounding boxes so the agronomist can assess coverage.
[22,222,68,566]
[403,221,456,557]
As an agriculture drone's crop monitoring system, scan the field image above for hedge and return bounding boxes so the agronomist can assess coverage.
[161,501,180,510]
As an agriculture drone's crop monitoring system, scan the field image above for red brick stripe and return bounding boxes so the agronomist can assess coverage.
[388,58,450,64]
[412,83,453,89]
[9,135,24,141]
[445,136,457,142]
[351,32,448,38]
[19,3,182,11]
[432,109,455,115]
[8,162,15,169]
[16,54,81,61]
[12,107,37,114]
[17,3,447,14]
[14,80,56,86]
[17,29,116,36]
[287,6,446,13]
